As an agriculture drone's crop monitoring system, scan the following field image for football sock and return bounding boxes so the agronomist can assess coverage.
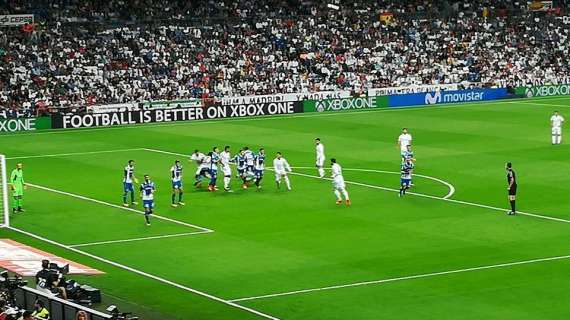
[284,176,291,189]
[334,190,342,201]
[178,192,183,202]
[122,193,127,204]
[552,135,556,144]
[342,189,349,200]
[130,192,134,203]
[171,193,176,204]
[318,168,325,177]
[510,200,516,213]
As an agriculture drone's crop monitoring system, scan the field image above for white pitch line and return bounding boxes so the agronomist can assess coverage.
[27,183,214,233]
[68,231,211,248]
[513,101,570,108]
[286,170,570,225]
[8,227,279,320]
[6,148,145,160]
[290,167,455,199]
[229,253,570,302]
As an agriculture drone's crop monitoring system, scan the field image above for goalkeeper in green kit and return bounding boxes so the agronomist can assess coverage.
[11,163,26,213]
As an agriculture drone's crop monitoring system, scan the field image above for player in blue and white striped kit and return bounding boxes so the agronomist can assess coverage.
[170,160,185,207]
[122,160,139,207]
[140,175,156,225]
[254,148,266,190]
[232,149,249,189]
[208,147,221,192]
[399,158,414,197]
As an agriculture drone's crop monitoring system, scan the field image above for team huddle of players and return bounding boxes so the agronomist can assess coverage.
[121,139,353,225]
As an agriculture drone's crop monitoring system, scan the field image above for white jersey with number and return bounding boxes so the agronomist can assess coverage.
[398,133,413,152]
[316,143,325,166]
[273,157,292,175]
[331,163,345,189]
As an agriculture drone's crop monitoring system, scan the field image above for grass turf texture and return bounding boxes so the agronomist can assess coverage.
[1,96,570,319]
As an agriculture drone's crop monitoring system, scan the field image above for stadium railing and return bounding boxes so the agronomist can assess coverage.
[13,286,112,320]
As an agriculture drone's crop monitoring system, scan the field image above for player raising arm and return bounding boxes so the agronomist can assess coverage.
[140,175,156,226]
[170,160,185,207]
[331,158,350,206]
[273,152,292,190]
[122,160,138,207]
[550,111,564,145]
[315,138,325,178]
[10,163,26,213]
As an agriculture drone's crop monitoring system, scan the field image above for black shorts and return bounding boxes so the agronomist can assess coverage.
[508,184,517,196]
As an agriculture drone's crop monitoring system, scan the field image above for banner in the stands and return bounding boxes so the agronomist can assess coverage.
[388,88,509,107]
[303,96,388,113]
[52,102,303,129]
[0,117,51,133]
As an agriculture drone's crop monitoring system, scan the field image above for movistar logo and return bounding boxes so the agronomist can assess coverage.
[424,91,484,105]
[424,92,442,104]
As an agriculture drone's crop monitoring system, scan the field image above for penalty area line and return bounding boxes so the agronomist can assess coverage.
[6,148,146,160]
[229,253,570,302]
[8,227,280,320]
[26,183,214,233]
[67,231,211,248]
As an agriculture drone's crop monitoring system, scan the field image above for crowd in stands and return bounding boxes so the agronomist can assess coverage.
[1,0,570,117]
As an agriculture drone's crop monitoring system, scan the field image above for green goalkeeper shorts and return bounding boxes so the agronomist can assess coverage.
[12,185,23,197]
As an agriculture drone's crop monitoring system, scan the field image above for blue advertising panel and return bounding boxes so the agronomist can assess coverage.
[388,88,508,107]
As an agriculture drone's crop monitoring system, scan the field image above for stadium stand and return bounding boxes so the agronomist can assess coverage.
[1,0,570,117]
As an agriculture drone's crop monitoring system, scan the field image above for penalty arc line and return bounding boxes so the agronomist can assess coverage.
[229,253,570,302]
[7,226,280,320]
[287,170,570,225]
[290,166,455,199]
[26,183,214,233]
[67,231,211,248]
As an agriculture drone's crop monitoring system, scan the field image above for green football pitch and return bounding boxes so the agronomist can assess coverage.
[1,96,570,320]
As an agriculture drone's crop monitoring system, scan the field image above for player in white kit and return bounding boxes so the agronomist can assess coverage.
[397,128,413,158]
[331,158,350,206]
[315,138,325,178]
[220,146,233,191]
[550,111,565,145]
[190,149,208,187]
[273,152,292,190]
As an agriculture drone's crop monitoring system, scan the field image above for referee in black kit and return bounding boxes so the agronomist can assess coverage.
[506,162,517,215]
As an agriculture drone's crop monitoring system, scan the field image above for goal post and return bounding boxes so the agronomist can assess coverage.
[0,155,9,228]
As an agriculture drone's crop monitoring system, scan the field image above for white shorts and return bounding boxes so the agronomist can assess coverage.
[333,177,346,190]
[552,127,562,135]
[222,166,232,176]
[316,155,325,167]
[274,170,287,180]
